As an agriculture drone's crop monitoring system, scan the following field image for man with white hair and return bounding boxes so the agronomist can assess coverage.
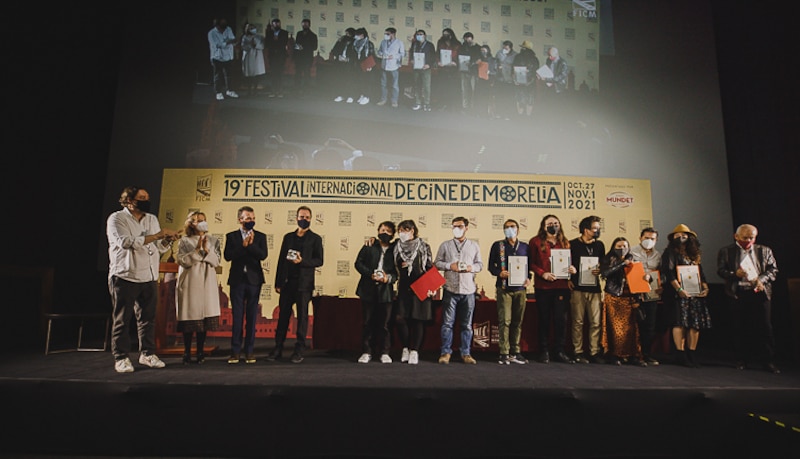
[717,224,780,374]
[538,46,569,94]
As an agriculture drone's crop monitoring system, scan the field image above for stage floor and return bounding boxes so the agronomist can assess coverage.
[1,341,798,459]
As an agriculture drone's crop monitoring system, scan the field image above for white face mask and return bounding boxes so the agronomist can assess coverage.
[384,34,391,41]
[504,227,517,239]
[641,238,655,250]
[416,35,424,42]
[196,221,209,232]
[398,231,412,242]
[452,227,465,239]
[502,49,510,55]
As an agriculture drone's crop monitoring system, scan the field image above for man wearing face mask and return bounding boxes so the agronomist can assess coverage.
[717,224,780,374]
[435,217,483,364]
[107,186,181,373]
[630,227,663,365]
[459,32,481,111]
[409,29,436,111]
[568,215,606,364]
[269,206,324,363]
[355,221,398,364]
[488,219,532,365]
[224,206,268,364]
[265,18,289,97]
[494,40,517,120]
[376,27,405,108]
[293,18,318,95]
[208,18,240,101]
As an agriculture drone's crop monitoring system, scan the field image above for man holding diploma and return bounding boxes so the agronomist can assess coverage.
[488,219,532,365]
[717,224,780,374]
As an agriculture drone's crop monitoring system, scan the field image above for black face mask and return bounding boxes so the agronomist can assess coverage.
[377,233,393,244]
[593,229,601,239]
[614,248,628,259]
[243,221,256,231]
[297,219,310,229]
[135,200,151,213]
[546,226,558,235]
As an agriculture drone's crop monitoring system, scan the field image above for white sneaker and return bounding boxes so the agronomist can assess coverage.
[401,347,410,362]
[408,350,419,365]
[357,95,365,104]
[334,96,344,102]
[225,90,239,98]
[346,97,354,103]
[114,357,134,373]
[215,93,224,101]
[138,353,166,368]
[380,354,392,364]
[359,97,370,105]
[357,353,371,363]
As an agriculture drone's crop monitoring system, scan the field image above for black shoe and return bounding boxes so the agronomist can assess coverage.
[182,352,191,365]
[498,354,511,365]
[537,351,550,364]
[196,352,206,365]
[290,352,304,364]
[554,351,575,364]
[266,348,283,362]
[589,353,606,364]
[509,353,529,365]
[628,357,647,367]
[764,363,780,374]
[643,356,660,366]
[735,360,746,370]
[607,356,622,366]
[574,353,590,364]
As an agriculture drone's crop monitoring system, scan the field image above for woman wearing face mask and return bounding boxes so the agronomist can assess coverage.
[176,212,221,364]
[473,44,498,119]
[392,220,434,365]
[599,237,646,366]
[528,215,577,364]
[409,29,436,111]
[434,28,461,111]
[355,221,398,364]
[660,224,711,367]
[241,23,266,96]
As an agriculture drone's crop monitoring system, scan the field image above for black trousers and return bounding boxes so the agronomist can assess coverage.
[732,289,775,363]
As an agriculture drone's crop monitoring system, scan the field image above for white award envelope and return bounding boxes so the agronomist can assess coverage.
[739,254,759,282]
[440,49,452,66]
[413,52,425,69]
[579,256,599,286]
[513,66,528,85]
[677,265,702,296]
[550,249,571,279]
[507,256,528,287]
[536,64,553,79]
[458,55,471,71]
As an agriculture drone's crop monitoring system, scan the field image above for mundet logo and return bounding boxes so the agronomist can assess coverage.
[606,191,634,208]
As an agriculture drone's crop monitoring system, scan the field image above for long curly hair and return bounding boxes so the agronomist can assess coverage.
[667,233,702,263]
[536,214,570,251]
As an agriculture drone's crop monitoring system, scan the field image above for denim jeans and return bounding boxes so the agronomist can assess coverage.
[381,69,399,103]
[440,290,475,356]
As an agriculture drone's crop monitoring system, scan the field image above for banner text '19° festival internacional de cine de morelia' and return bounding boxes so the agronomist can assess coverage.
[159,169,652,319]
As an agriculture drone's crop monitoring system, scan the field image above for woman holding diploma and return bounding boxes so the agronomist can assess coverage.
[661,224,711,367]
[392,220,434,365]
[528,215,576,364]
[599,237,646,366]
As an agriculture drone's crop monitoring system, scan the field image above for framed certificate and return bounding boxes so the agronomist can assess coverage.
[550,249,571,279]
[458,55,471,72]
[413,52,425,70]
[513,66,528,85]
[507,256,528,287]
[578,256,599,286]
[643,269,661,301]
[440,49,452,66]
[677,265,702,296]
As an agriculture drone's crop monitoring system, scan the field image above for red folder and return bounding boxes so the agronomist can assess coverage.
[410,268,446,301]
[624,262,652,294]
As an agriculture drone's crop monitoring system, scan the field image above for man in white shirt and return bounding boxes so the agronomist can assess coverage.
[106,186,180,373]
[208,17,240,101]
[376,27,405,108]
[434,217,483,364]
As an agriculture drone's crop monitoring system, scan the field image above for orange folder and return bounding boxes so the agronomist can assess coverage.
[410,268,446,301]
[624,261,652,294]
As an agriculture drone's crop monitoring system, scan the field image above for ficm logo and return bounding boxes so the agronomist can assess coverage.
[606,191,634,208]
[573,0,598,18]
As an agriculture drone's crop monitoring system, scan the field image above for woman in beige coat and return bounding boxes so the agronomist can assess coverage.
[176,211,222,364]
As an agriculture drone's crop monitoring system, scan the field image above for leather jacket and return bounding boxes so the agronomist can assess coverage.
[600,253,634,297]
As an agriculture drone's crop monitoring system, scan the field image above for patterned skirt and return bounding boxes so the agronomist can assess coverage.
[676,296,712,330]
[601,295,642,359]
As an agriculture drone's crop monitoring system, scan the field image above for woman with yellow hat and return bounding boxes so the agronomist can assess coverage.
[660,224,711,367]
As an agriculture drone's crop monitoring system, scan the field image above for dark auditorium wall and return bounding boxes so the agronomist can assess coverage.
[4,1,799,356]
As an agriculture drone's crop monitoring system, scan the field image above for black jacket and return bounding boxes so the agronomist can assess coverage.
[355,241,398,302]
[274,229,324,291]
[600,253,634,297]
[224,230,268,286]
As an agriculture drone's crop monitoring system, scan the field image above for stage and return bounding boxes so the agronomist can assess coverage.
[1,339,798,459]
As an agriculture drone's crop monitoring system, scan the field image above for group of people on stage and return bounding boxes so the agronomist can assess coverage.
[106,185,780,374]
[208,17,571,117]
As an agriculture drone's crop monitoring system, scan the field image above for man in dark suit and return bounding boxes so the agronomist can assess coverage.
[224,206,268,364]
[717,224,780,374]
[268,205,324,363]
[265,17,289,97]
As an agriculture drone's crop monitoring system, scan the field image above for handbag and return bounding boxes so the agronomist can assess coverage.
[360,54,376,71]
